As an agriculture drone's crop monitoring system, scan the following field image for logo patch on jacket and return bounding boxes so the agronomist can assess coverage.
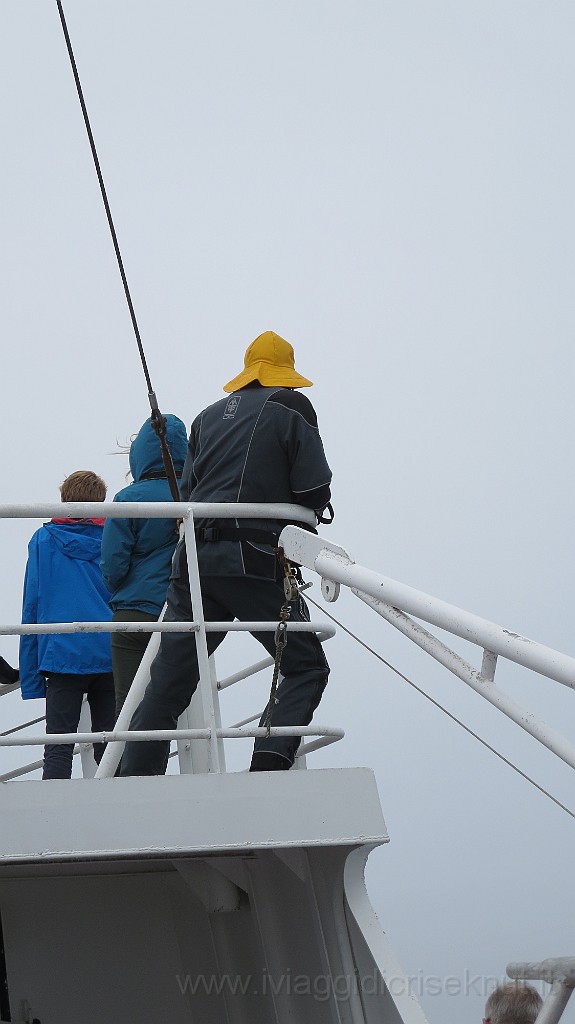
[223,396,241,420]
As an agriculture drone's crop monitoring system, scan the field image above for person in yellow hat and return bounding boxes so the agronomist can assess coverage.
[221,330,314,392]
[121,330,333,775]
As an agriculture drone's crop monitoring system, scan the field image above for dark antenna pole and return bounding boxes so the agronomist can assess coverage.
[55,1,180,501]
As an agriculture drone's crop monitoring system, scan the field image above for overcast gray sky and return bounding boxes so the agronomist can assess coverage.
[1,2,575,1022]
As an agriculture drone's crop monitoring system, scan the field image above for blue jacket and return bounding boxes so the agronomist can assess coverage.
[100,415,188,615]
[20,520,113,699]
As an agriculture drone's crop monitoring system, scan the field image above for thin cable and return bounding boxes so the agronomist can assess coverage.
[1,715,45,737]
[305,593,575,822]
[55,2,153,398]
[55,2,181,500]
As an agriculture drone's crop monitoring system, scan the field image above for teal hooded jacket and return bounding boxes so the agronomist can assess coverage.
[100,415,188,615]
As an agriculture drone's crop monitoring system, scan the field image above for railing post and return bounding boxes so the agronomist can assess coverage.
[182,510,224,773]
[209,655,226,769]
[78,699,97,778]
[481,649,498,682]
[176,706,194,774]
[508,959,575,1024]
[535,981,574,1024]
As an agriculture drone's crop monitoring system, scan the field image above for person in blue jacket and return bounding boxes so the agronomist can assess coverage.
[100,415,188,715]
[20,470,115,780]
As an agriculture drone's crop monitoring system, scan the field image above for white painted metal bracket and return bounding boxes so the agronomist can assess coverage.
[279,525,575,770]
[508,958,575,1024]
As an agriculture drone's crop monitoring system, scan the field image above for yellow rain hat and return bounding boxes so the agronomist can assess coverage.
[223,331,313,393]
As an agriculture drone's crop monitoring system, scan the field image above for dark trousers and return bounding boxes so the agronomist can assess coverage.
[111,610,157,717]
[43,672,116,780]
[120,575,329,776]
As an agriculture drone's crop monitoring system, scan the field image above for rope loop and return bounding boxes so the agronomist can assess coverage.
[264,602,292,735]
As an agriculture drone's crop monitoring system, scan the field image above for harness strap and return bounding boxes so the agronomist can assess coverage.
[317,502,335,525]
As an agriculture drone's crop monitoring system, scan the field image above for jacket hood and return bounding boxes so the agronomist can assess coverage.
[43,521,104,562]
[129,415,188,482]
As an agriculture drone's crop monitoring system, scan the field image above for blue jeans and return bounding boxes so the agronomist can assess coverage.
[43,672,115,780]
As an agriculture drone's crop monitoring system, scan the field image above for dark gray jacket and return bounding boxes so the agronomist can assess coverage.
[179,384,332,579]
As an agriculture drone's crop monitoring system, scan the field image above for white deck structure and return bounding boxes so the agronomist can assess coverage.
[0,501,573,1024]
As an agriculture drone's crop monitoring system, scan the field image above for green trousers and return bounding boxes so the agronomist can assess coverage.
[111,609,158,717]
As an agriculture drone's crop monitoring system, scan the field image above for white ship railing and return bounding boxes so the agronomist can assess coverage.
[0,501,339,780]
[280,526,575,771]
[3,507,575,779]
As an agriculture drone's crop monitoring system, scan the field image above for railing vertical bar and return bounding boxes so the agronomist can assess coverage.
[481,649,498,682]
[183,511,222,773]
[78,699,97,778]
[535,982,573,1024]
[176,706,194,775]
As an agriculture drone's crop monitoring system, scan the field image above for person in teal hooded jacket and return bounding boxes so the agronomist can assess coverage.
[100,414,188,715]
[20,470,115,780]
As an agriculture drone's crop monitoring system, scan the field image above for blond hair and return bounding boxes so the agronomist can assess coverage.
[60,471,107,503]
[485,983,543,1024]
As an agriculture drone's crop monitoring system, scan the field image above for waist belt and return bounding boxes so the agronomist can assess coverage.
[196,527,280,546]
[139,470,168,481]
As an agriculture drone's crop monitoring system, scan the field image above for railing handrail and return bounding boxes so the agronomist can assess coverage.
[0,500,317,524]
[0,725,344,748]
[3,621,333,636]
[280,526,575,690]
